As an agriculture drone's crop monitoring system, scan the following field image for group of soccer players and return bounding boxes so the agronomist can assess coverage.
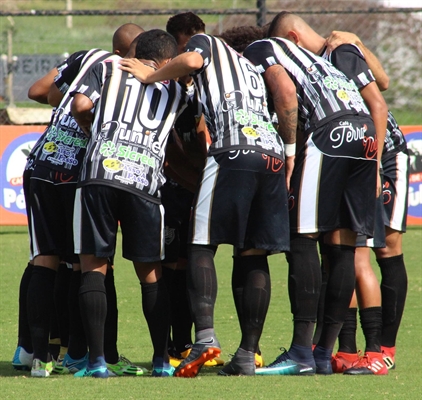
[12,10,408,378]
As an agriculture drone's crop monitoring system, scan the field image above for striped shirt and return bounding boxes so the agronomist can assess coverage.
[32,49,113,174]
[324,44,407,158]
[244,38,371,134]
[71,58,189,203]
[186,34,283,158]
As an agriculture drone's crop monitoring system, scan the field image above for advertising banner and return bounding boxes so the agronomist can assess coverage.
[0,126,45,225]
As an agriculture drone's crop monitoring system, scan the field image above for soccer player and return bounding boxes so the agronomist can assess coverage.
[17,24,145,378]
[70,29,190,378]
[120,29,290,377]
[243,13,380,375]
[270,13,390,375]
[324,30,409,372]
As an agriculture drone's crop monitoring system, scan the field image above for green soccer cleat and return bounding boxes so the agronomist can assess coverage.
[107,355,147,376]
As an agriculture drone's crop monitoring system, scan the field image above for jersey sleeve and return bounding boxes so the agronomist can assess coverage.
[54,50,87,94]
[243,40,278,73]
[70,62,105,105]
[329,44,375,90]
[184,34,211,75]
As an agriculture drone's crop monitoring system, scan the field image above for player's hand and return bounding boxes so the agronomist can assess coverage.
[285,155,295,191]
[119,58,155,83]
[325,31,361,54]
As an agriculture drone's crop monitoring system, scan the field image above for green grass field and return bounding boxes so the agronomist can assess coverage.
[0,226,421,399]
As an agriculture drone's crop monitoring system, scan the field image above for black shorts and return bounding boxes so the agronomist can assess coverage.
[29,165,78,262]
[73,185,165,262]
[356,194,386,248]
[289,116,377,236]
[382,150,409,232]
[161,182,194,264]
[189,155,290,252]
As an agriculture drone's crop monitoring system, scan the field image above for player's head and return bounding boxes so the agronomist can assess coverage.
[166,12,206,54]
[112,23,145,56]
[220,25,266,54]
[135,29,178,67]
[268,11,323,53]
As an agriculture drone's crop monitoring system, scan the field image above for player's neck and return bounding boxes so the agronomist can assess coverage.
[139,59,159,71]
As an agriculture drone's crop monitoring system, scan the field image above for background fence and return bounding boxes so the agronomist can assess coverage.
[0,0,421,125]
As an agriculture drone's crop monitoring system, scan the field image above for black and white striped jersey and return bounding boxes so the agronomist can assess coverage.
[72,58,189,203]
[243,38,371,134]
[185,34,283,158]
[32,49,113,174]
[324,44,407,159]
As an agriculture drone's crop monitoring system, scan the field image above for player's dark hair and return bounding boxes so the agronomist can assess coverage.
[166,12,206,40]
[220,25,266,53]
[268,11,291,37]
[135,29,178,62]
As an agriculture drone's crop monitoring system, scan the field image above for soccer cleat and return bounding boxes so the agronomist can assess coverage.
[56,352,89,374]
[255,352,265,368]
[74,359,109,378]
[12,346,33,371]
[151,357,175,377]
[343,352,388,375]
[381,346,396,370]
[331,351,360,373]
[107,355,147,376]
[174,337,221,378]
[255,348,315,376]
[31,358,54,377]
[218,348,255,376]
[205,355,225,367]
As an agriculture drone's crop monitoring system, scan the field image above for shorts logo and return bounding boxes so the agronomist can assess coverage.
[165,227,175,245]
[383,181,392,205]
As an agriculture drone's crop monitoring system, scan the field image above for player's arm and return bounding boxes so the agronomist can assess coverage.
[27,67,58,104]
[70,93,94,137]
[263,64,298,190]
[326,31,389,91]
[359,81,388,195]
[119,51,204,83]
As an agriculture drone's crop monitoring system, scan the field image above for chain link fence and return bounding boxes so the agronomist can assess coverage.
[1,0,421,125]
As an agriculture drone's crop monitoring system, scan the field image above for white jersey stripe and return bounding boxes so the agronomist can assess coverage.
[390,151,409,231]
[191,156,220,244]
[298,137,323,233]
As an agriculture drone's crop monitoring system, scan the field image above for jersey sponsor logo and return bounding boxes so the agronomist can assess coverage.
[99,141,155,167]
[328,121,377,159]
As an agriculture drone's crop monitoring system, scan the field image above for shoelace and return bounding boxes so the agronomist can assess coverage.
[117,355,135,367]
[266,348,290,367]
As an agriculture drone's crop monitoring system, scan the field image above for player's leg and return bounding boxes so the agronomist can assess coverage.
[73,185,119,378]
[375,151,409,369]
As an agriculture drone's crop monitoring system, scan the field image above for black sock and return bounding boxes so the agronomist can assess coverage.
[161,266,176,353]
[79,271,106,363]
[141,279,170,361]
[54,263,72,349]
[171,269,193,353]
[18,262,33,352]
[360,307,383,353]
[104,267,119,364]
[286,236,321,348]
[231,255,244,329]
[237,255,271,353]
[27,266,56,362]
[67,270,87,359]
[337,308,358,353]
[186,245,217,332]
[377,254,407,347]
[313,266,328,345]
[318,244,356,350]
